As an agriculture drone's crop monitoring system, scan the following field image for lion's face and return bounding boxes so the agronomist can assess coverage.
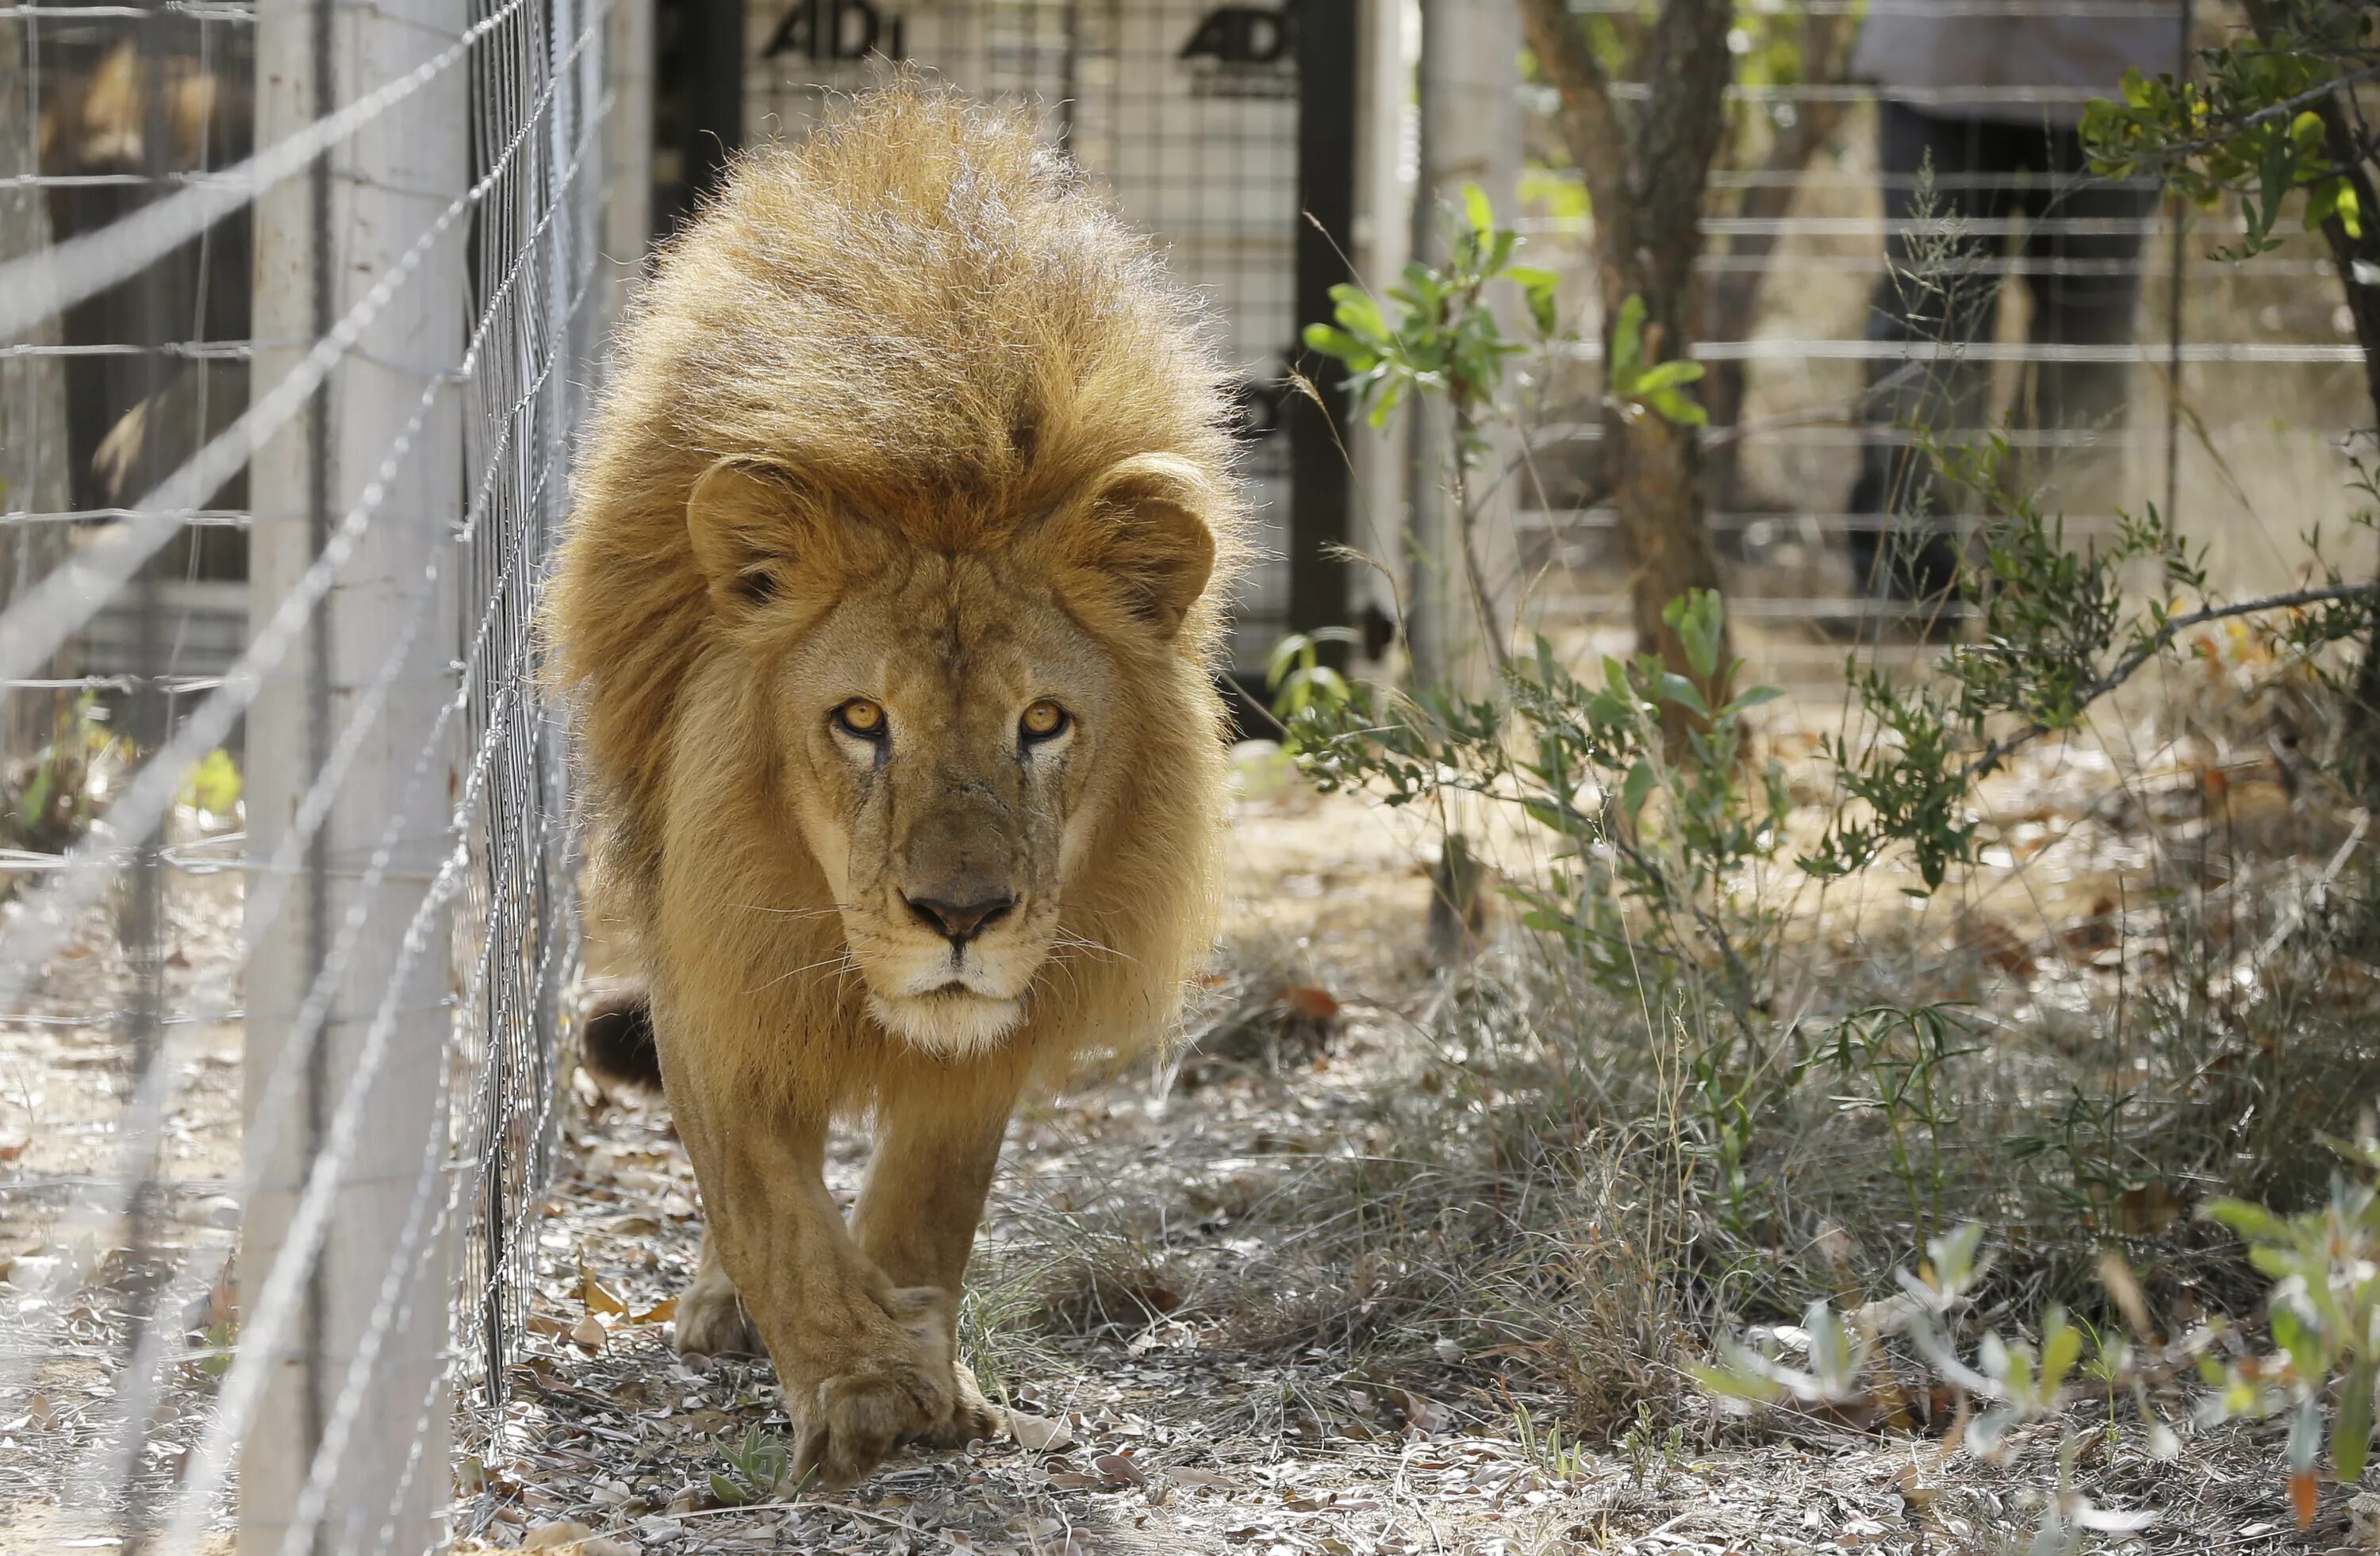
[686,455,1219,1055]
[771,551,1125,1051]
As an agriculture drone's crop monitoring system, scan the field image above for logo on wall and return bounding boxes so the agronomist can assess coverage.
[764,0,905,63]
[1179,4,1297,100]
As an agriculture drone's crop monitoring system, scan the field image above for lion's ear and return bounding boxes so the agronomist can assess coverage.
[685,459,815,616]
[1058,453,1220,641]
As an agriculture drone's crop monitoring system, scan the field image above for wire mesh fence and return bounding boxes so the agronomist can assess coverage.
[0,0,608,1545]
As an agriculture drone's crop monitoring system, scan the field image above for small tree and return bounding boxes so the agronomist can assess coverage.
[1520,0,1737,682]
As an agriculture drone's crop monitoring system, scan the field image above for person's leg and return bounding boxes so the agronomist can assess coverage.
[2019,125,2156,515]
[1847,104,2007,609]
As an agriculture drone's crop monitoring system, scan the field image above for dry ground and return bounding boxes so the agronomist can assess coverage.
[0,729,2358,1554]
[448,755,2344,1556]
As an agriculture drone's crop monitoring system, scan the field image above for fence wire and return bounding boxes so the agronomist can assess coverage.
[0,0,602,1546]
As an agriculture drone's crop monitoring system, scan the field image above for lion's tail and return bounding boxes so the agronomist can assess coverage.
[580,981,664,1093]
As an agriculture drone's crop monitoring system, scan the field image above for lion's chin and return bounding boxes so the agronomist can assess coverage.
[866,988,1027,1055]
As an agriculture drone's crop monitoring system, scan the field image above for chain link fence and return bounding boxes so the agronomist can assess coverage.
[0,0,614,1544]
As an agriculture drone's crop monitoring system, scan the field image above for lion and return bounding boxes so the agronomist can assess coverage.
[546,83,1242,1489]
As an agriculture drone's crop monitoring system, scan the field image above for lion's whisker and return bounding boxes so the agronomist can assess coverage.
[730,901,853,922]
[747,947,862,993]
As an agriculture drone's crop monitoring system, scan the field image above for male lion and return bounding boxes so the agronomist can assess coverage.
[547,84,1241,1488]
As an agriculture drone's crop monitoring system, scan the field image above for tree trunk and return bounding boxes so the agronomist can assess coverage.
[1614,411,1724,670]
[1521,0,1737,692]
[0,16,74,770]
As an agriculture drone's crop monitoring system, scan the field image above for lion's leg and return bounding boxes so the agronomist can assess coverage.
[664,1063,953,1489]
[672,1229,760,1355]
[850,1063,1022,1447]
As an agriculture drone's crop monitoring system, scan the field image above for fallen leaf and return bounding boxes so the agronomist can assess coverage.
[1091,1453,1146,1485]
[1278,985,1339,1021]
[1169,1468,1234,1491]
[570,1313,607,1350]
[1008,1412,1073,1452]
[581,1262,628,1316]
[1958,912,2036,978]
[26,1393,60,1431]
[521,1521,594,1550]
[2112,1181,2182,1235]
[1395,1388,1449,1434]
[630,1296,676,1326]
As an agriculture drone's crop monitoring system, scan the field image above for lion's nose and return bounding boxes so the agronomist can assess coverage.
[904,890,1015,947]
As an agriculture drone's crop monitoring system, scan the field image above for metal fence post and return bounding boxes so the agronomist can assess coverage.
[241,0,468,1545]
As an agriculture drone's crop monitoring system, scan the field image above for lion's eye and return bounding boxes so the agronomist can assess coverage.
[833,698,887,740]
[1020,699,1069,743]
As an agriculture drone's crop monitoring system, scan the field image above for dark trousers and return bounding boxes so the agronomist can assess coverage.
[1848,102,2159,602]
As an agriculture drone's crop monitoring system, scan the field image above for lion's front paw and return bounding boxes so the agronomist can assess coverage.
[672,1259,759,1356]
[795,1351,952,1494]
[910,1358,1005,1449]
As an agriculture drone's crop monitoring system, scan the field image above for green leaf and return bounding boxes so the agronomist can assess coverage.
[1928,1223,1986,1293]
[1303,323,1370,366]
[1328,282,1386,333]
[1808,1302,1856,1394]
[1660,673,1711,719]
[2040,1310,2082,1397]
[1663,590,1726,682]
[1631,359,1706,394]
[179,747,241,814]
[1299,666,1350,705]
[1649,392,1709,427]
[2337,1355,2376,1482]
[1266,633,1310,690]
[712,1473,752,1507]
[1610,294,1647,378]
[2205,1197,2290,1243]
[1462,182,1495,234]
[17,763,51,829]
[1620,758,1657,820]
